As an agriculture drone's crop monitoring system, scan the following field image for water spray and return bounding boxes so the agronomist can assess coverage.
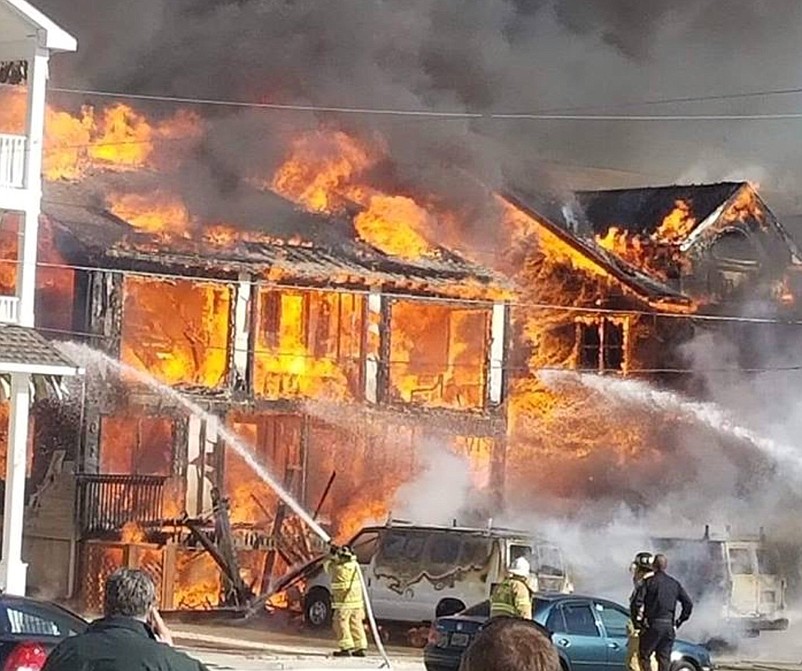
[540,370,802,479]
[58,343,392,668]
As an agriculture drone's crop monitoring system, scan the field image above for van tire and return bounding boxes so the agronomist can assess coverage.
[435,598,466,618]
[304,588,332,629]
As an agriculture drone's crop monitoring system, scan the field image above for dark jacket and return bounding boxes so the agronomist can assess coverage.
[42,616,208,671]
[631,571,693,628]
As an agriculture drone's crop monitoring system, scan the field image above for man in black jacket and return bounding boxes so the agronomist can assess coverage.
[43,568,209,671]
[631,554,693,671]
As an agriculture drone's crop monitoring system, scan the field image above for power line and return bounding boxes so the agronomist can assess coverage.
[39,85,802,122]
[12,248,802,328]
[32,325,802,376]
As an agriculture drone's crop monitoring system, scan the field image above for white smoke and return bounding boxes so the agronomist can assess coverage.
[392,443,475,525]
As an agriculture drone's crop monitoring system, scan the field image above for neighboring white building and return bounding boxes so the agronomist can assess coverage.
[0,0,81,595]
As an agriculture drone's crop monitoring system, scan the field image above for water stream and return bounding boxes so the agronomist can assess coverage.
[540,369,802,477]
[58,342,393,666]
[57,341,331,543]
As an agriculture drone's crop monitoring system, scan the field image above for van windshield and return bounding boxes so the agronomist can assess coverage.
[756,549,778,575]
[537,546,564,576]
[509,543,564,576]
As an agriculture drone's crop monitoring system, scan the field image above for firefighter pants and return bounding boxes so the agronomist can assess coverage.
[333,607,367,652]
[639,622,675,671]
[627,627,656,671]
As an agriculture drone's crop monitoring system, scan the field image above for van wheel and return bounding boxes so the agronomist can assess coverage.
[304,588,332,628]
[670,660,697,671]
[436,598,466,618]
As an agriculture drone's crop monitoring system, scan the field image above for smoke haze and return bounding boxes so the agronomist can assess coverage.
[34,0,802,652]
[34,0,802,229]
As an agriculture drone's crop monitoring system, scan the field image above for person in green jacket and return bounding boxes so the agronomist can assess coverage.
[324,545,367,657]
[491,557,535,620]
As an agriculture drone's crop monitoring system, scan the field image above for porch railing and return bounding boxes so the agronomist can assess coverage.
[0,134,26,188]
[76,474,167,538]
[0,296,19,324]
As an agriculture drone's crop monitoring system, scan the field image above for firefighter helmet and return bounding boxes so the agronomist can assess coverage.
[632,551,654,571]
[510,557,531,577]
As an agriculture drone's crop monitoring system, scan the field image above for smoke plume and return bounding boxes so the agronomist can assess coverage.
[34,0,802,233]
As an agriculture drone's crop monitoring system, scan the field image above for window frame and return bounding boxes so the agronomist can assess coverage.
[728,547,755,576]
[559,600,602,638]
[593,601,630,638]
[576,318,626,373]
[349,530,381,565]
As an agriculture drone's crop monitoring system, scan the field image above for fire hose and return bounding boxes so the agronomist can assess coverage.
[356,563,392,669]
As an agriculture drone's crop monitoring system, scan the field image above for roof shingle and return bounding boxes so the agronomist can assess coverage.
[0,325,82,374]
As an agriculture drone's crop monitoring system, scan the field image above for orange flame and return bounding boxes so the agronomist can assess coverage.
[120,276,230,388]
[121,522,146,543]
[653,200,697,244]
[271,130,376,212]
[0,89,201,181]
[107,191,193,236]
[271,129,441,258]
[355,195,438,258]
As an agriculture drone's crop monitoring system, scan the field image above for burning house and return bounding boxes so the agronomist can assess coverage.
[20,177,512,610]
[0,83,799,612]
[498,181,802,504]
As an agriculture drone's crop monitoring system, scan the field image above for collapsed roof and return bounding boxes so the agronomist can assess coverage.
[575,183,743,239]
[509,180,802,306]
[42,182,510,300]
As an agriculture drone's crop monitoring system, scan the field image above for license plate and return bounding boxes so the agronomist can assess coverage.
[451,633,470,647]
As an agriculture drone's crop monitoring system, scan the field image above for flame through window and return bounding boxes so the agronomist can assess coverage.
[577,319,624,372]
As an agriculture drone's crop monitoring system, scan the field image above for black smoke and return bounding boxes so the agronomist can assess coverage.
[35,0,802,238]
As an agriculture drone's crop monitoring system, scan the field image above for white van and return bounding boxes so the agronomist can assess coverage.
[651,528,788,638]
[302,520,573,628]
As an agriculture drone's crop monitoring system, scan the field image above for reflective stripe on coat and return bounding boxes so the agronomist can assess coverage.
[490,576,533,620]
[325,556,364,610]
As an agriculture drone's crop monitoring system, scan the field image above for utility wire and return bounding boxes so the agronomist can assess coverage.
[36,85,802,122]
[31,324,802,376]
[11,250,802,327]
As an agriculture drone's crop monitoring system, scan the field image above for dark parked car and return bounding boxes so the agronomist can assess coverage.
[424,593,714,671]
[0,594,86,671]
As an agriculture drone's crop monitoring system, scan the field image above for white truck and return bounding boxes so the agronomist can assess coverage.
[302,520,573,628]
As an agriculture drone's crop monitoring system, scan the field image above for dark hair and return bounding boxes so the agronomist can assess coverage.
[460,617,560,671]
[654,554,668,571]
[104,568,157,618]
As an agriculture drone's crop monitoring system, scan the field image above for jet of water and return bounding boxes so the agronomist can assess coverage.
[540,370,802,479]
[56,341,331,543]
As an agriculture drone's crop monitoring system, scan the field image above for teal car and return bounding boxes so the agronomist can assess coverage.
[424,593,714,671]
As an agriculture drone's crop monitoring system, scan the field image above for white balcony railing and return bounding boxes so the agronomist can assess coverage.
[0,134,26,189]
[0,296,20,324]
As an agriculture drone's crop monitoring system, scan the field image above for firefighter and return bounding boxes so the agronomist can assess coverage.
[632,554,693,671]
[627,552,656,671]
[490,557,535,620]
[324,545,367,658]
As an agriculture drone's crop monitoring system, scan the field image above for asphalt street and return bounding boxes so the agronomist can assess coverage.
[169,618,802,671]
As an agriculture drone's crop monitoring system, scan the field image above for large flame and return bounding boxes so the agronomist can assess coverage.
[0,89,201,181]
[120,276,231,388]
[594,200,696,280]
[107,191,193,237]
[271,129,440,258]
